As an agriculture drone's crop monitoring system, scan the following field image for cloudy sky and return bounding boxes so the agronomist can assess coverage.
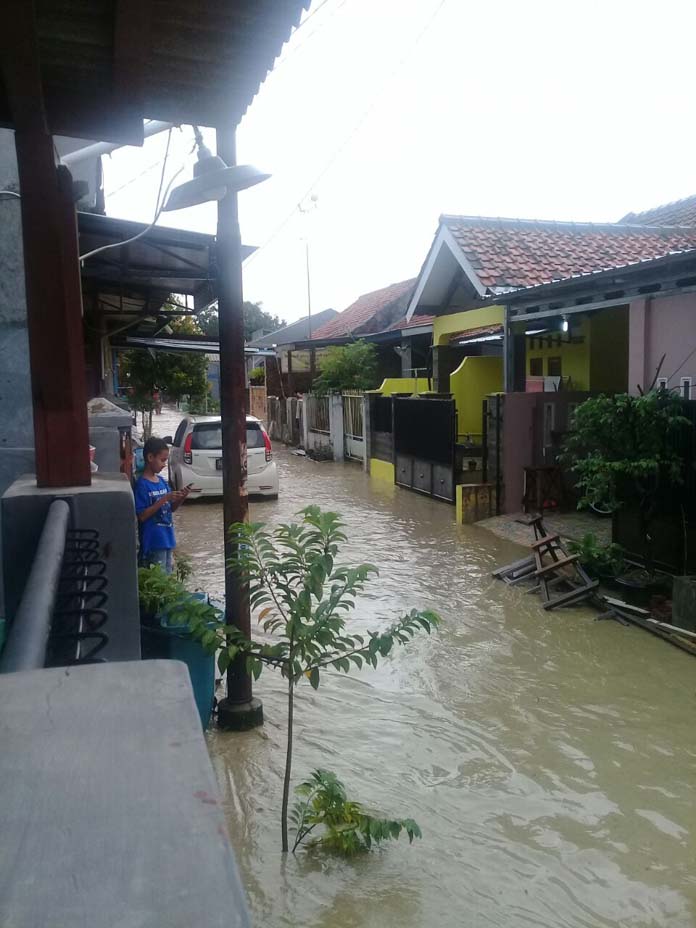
[104,0,696,324]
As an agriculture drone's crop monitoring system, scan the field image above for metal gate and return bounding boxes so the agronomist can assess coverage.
[343,392,365,462]
[393,396,456,502]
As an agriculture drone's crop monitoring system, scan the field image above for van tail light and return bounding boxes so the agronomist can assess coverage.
[183,432,193,465]
[262,427,272,462]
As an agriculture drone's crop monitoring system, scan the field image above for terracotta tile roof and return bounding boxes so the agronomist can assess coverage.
[619,194,696,227]
[384,313,435,332]
[311,278,416,340]
[441,215,696,291]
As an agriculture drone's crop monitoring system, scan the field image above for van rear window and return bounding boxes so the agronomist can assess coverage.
[191,422,265,450]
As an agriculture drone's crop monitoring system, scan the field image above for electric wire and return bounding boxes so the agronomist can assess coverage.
[244,0,448,267]
[79,129,183,262]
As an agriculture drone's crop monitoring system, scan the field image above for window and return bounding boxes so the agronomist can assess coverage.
[529,357,543,376]
[681,377,692,400]
[173,420,187,447]
[191,421,266,450]
[656,377,668,391]
[547,357,562,378]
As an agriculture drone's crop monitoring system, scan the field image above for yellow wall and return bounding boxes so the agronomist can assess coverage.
[370,459,395,483]
[433,306,504,346]
[373,377,430,395]
[526,318,591,390]
[449,356,503,438]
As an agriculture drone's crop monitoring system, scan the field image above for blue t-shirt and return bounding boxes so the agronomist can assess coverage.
[134,475,176,554]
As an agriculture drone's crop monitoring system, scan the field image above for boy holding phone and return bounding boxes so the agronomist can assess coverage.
[134,437,191,574]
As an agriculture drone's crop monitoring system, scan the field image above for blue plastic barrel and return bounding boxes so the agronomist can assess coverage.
[140,593,217,728]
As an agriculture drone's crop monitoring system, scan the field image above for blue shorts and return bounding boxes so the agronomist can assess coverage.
[141,548,174,574]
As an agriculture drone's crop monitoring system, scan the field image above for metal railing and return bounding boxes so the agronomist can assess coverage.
[0,501,109,673]
[306,394,330,434]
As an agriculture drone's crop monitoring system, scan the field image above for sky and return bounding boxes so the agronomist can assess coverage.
[104,0,696,325]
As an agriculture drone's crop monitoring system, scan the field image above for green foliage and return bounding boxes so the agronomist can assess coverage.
[199,507,439,683]
[567,533,625,580]
[174,552,194,585]
[290,769,421,854]
[562,391,690,511]
[249,366,265,384]
[137,564,220,630]
[188,395,220,415]
[312,341,379,394]
[137,564,182,616]
[196,301,286,343]
[187,506,439,852]
[121,347,207,406]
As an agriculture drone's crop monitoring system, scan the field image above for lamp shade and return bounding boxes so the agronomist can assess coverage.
[163,161,271,212]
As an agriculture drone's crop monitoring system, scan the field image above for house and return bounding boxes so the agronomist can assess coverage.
[406,213,696,400]
[247,308,338,395]
[273,278,433,392]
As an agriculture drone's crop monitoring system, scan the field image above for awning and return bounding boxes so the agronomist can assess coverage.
[112,335,276,357]
[449,323,504,345]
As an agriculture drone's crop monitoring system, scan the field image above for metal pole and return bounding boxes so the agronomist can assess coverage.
[305,239,312,339]
[215,124,263,730]
[0,500,70,673]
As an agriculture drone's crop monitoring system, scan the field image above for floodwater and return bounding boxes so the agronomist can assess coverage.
[175,450,696,928]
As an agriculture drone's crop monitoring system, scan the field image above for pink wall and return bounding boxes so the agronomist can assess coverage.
[628,293,696,394]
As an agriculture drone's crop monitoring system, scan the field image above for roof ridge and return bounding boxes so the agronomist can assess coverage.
[620,192,696,222]
[439,214,696,233]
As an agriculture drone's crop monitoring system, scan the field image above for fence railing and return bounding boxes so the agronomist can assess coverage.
[306,394,330,433]
[342,392,364,441]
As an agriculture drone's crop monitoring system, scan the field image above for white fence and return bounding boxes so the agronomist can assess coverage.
[342,392,365,462]
[298,392,367,466]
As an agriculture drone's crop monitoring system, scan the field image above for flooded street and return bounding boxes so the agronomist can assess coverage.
[175,449,696,927]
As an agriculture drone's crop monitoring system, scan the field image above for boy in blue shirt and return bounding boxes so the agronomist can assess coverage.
[134,437,191,573]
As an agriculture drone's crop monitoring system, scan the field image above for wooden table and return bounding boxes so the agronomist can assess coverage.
[0,660,249,928]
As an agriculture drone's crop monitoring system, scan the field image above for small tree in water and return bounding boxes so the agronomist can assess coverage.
[193,506,439,853]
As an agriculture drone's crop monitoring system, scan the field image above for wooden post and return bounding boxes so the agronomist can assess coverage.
[215,125,263,730]
[2,0,91,487]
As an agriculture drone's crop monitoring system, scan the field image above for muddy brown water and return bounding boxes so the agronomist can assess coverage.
[174,450,696,928]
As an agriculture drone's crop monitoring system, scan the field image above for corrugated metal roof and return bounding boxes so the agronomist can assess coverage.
[1,0,310,140]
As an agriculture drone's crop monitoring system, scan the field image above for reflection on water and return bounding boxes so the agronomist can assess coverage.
[176,450,696,928]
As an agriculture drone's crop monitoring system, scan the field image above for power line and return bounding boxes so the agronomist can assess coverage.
[244,0,448,268]
[272,0,348,73]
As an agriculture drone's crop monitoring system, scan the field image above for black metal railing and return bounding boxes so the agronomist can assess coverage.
[0,501,109,673]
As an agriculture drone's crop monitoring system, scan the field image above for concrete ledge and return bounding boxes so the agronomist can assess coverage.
[369,459,394,483]
[456,483,498,524]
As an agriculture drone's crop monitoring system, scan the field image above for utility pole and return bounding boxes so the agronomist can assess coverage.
[299,194,318,341]
[215,124,263,730]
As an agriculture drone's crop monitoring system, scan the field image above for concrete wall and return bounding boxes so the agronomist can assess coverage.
[526,318,591,389]
[374,377,430,395]
[449,356,503,439]
[433,306,503,346]
[0,131,35,615]
[628,293,696,395]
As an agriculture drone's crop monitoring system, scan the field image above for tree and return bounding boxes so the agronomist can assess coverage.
[121,314,208,435]
[191,506,439,853]
[312,340,379,394]
[196,301,286,342]
[562,390,691,574]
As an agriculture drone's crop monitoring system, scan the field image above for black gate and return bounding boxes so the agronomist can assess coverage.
[393,396,456,502]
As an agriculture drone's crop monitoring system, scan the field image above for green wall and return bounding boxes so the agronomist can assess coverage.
[449,356,503,439]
